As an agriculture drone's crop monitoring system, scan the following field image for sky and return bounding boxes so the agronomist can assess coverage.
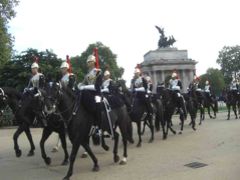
[9,0,240,85]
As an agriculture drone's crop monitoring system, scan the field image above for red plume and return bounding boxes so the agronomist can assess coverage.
[93,48,100,69]
[33,56,39,63]
[66,55,72,73]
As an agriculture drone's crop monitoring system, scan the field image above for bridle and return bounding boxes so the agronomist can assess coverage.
[0,88,8,115]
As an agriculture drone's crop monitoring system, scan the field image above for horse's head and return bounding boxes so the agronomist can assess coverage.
[43,81,62,114]
[0,88,8,116]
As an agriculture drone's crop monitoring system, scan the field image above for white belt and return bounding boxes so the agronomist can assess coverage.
[79,85,95,91]
[135,87,145,92]
[101,88,109,93]
[172,86,180,91]
[205,90,210,93]
[196,88,202,92]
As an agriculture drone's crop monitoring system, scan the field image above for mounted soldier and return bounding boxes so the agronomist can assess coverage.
[189,75,204,107]
[169,71,187,119]
[26,57,45,91]
[60,55,76,90]
[77,53,102,127]
[131,66,153,119]
[230,78,239,97]
[204,80,213,102]
[101,70,113,94]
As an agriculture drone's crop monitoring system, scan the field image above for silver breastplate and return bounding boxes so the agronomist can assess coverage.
[134,77,143,88]
[85,68,98,85]
[61,74,69,87]
[30,73,42,88]
[102,79,112,89]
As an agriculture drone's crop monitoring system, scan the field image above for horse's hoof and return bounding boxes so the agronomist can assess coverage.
[136,143,142,147]
[81,153,88,158]
[102,145,109,151]
[27,151,34,157]
[199,123,201,125]
[92,164,100,172]
[45,157,52,165]
[114,155,120,163]
[61,159,69,166]
[148,138,154,143]
[192,127,197,131]
[128,138,134,144]
[63,177,69,180]
[173,131,177,135]
[119,160,127,165]
[15,149,22,158]
[163,134,167,140]
[178,131,182,135]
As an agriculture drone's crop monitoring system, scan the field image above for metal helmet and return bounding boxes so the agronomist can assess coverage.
[104,70,110,76]
[205,80,209,85]
[134,68,141,74]
[87,55,96,63]
[60,61,69,69]
[31,62,39,69]
[172,72,177,78]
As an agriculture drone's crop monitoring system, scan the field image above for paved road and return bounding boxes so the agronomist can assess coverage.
[0,111,240,180]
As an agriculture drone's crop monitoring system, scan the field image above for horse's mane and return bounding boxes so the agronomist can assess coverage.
[2,87,22,100]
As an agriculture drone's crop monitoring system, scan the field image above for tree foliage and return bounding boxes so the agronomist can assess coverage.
[0,0,19,65]
[71,42,124,81]
[199,68,225,96]
[216,45,240,84]
[0,49,62,91]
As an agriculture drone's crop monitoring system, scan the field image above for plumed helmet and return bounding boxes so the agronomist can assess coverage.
[87,55,96,63]
[104,70,110,76]
[134,68,141,74]
[205,80,209,85]
[31,62,39,69]
[172,72,177,78]
[60,61,69,69]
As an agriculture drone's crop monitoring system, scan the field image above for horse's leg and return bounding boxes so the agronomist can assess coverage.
[148,115,154,143]
[63,139,81,180]
[40,128,52,165]
[141,119,147,135]
[136,121,142,147]
[227,104,230,120]
[168,115,176,135]
[101,133,110,151]
[24,126,35,156]
[13,125,25,157]
[207,105,213,119]
[59,130,69,166]
[233,104,238,119]
[82,143,99,171]
[118,123,128,165]
[210,104,216,118]
[113,131,120,163]
[179,112,184,134]
[161,117,167,140]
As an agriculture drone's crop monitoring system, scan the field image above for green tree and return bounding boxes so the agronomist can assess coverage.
[216,45,240,84]
[0,48,62,91]
[71,42,124,81]
[0,0,19,65]
[199,68,225,96]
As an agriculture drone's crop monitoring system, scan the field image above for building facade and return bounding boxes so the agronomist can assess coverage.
[141,48,197,93]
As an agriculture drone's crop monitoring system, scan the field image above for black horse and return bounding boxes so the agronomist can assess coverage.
[13,88,46,157]
[223,88,238,120]
[39,82,69,166]
[43,80,132,180]
[202,92,218,119]
[0,87,43,157]
[156,84,188,137]
[115,80,156,147]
